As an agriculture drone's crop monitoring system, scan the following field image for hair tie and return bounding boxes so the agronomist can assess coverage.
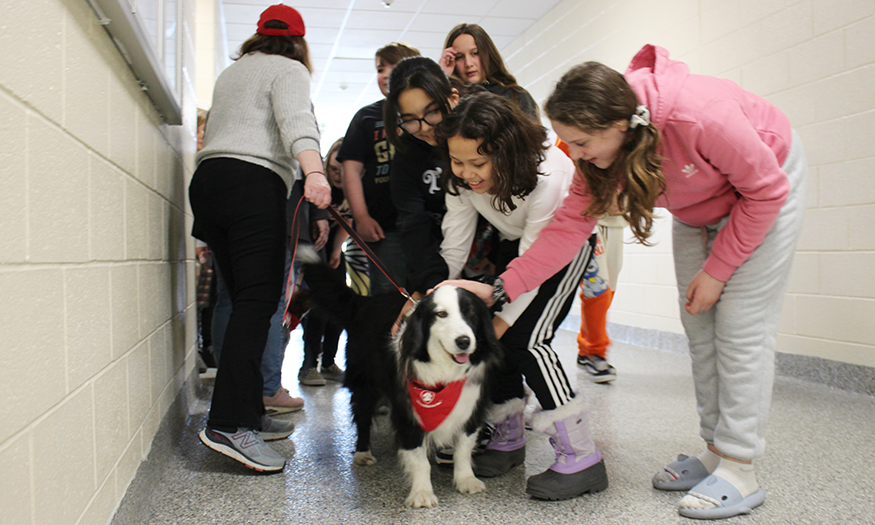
[629,105,650,129]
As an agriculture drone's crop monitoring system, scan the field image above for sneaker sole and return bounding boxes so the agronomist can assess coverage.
[435,453,455,466]
[299,379,326,386]
[577,361,616,383]
[259,427,296,441]
[589,373,616,384]
[198,429,284,473]
[265,405,304,416]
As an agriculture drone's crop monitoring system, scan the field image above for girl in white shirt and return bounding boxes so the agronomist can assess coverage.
[436,92,605,501]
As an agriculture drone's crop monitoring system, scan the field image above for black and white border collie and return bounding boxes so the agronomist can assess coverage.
[300,256,502,507]
[391,285,503,507]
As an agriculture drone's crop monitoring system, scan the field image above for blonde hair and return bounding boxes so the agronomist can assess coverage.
[196,108,209,128]
[324,138,343,170]
[545,62,665,245]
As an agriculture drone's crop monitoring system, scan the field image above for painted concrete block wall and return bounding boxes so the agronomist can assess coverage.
[0,0,199,523]
[503,0,875,367]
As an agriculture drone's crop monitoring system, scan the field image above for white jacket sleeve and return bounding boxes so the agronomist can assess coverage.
[495,147,574,327]
[440,191,479,280]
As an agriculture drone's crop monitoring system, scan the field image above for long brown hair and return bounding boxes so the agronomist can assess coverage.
[236,20,312,72]
[545,62,665,245]
[444,24,521,91]
[435,92,545,214]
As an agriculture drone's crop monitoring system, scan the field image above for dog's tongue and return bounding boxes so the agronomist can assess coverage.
[454,353,470,364]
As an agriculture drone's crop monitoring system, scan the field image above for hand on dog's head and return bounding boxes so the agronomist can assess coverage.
[400,285,502,370]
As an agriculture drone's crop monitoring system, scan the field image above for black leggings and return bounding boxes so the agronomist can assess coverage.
[491,235,595,411]
[189,158,287,430]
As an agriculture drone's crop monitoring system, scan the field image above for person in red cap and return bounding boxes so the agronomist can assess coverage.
[257,3,306,37]
[190,3,330,473]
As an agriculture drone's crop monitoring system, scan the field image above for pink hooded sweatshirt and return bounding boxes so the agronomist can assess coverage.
[501,44,793,301]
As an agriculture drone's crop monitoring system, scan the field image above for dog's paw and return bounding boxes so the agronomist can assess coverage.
[455,475,486,495]
[405,489,438,508]
[353,451,377,466]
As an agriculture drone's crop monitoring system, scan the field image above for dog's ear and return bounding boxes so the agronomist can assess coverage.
[400,297,432,363]
[466,290,503,361]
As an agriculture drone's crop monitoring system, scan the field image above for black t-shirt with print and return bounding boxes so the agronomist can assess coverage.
[390,133,449,294]
[337,99,397,232]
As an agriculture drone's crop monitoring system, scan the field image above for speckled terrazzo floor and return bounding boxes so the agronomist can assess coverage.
[111,327,875,525]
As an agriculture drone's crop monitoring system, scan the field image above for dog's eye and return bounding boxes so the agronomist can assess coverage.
[436,311,448,318]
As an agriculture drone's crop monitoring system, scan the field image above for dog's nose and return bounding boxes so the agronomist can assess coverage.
[455,336,470,350]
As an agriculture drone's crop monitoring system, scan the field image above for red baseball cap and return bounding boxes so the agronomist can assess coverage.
[257,4,306,36]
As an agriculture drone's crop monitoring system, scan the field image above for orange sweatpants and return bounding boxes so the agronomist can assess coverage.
[576,288,614,358]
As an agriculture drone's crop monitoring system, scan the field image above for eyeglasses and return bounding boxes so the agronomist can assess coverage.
[399,109,443,134]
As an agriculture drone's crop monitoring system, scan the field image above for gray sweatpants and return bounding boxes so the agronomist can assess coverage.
[672,129,807,461]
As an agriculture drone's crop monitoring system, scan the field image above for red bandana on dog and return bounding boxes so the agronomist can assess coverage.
[408,379,467,432]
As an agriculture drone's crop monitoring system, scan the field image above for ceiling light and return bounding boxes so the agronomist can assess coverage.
[381,0,393,7]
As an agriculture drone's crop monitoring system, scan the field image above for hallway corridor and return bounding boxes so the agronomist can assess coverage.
[110,328,875,524]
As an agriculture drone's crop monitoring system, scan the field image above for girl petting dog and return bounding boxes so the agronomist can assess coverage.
[384,57,605,500]
[435,92,608,501]
[443,44,807,519]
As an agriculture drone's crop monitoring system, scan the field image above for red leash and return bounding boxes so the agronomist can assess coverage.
[282,196,307,330]
[282,196,415,329]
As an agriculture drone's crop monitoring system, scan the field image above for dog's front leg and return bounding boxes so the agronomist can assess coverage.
[453,431,486,494]
[399,446,437,508]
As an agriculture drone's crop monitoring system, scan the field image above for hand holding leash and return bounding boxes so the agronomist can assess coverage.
[304,171,331,208]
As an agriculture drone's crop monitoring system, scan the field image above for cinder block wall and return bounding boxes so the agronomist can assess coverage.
[0,0,199,523]
[503,0,875,367]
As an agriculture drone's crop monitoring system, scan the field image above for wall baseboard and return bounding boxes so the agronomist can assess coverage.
[110,365,203,525]
[561,315,875,396]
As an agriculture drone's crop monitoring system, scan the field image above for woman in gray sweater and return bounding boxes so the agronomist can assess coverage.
[189,4,330,473]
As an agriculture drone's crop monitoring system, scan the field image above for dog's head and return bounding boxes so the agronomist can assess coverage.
[398,285,502,385]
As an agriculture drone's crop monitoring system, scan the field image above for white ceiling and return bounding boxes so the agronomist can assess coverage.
[219,0,562,150]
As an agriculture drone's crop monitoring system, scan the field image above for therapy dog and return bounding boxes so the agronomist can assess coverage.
[300,255,503,507]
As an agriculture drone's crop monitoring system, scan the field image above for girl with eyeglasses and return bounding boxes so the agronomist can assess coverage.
[384,57,463,300]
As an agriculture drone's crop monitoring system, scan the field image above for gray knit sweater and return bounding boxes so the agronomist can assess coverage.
[197,52,320,191]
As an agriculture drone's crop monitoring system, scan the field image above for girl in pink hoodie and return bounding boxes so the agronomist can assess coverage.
[441,44,807,520]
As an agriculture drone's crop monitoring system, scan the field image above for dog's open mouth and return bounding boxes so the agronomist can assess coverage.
[452,353,470,364]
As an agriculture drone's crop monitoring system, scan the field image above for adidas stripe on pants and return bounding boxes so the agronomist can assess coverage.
[492,244,592,411]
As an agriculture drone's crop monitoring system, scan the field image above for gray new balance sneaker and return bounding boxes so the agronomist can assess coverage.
[258,415,296,441]
[198,427,286,473]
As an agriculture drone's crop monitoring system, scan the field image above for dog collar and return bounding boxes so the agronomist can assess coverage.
[408,378,467,432]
